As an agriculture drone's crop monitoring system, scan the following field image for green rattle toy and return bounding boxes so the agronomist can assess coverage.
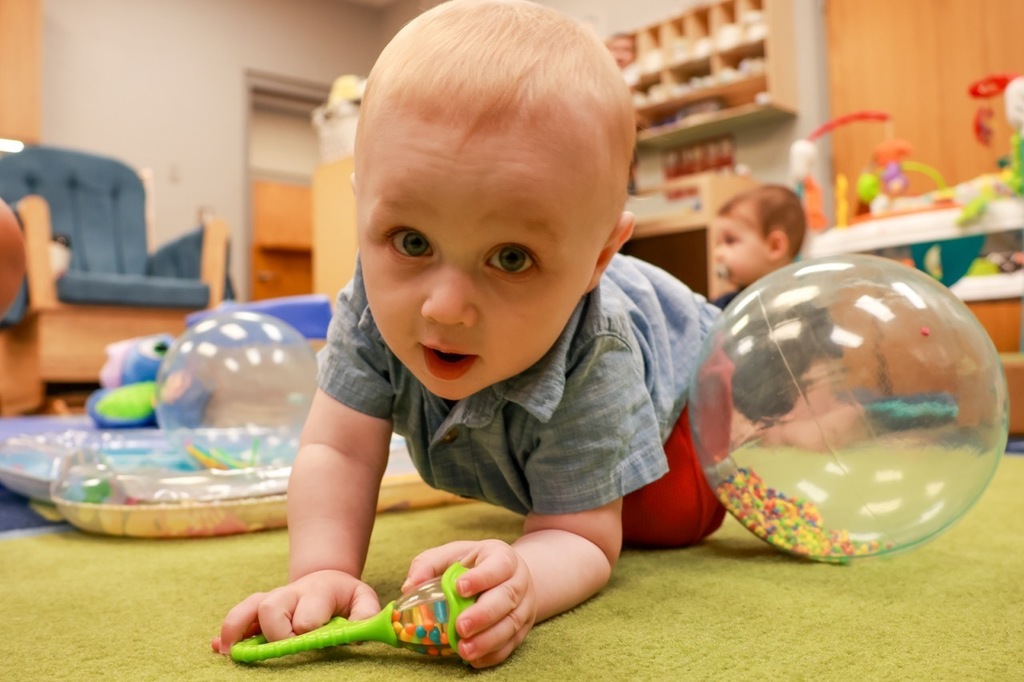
[231,562,474,663]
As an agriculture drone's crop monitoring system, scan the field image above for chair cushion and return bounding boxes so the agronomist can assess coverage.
[56,272,210,309]
[0,146,149,276]
[147,225,236,300]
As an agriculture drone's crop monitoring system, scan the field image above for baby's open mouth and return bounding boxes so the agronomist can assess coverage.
[423,346,477,380]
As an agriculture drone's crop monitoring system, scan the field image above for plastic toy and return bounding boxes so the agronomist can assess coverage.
[955,73,1024,226]
[231,562,474,664]
[790,110,891,230]
[155,311,317,470]
[86,334,174,428]
[689,255,1006,563]
[790,110,951,228]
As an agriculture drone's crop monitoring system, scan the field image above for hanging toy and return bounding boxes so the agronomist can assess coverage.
[790,110,891,228]
[231,562,475,664]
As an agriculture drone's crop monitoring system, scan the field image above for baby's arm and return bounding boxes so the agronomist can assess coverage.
[215,390,393,653]
[405,499,622,668]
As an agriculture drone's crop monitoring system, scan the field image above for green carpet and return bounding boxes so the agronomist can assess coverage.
[4,458,1023,681]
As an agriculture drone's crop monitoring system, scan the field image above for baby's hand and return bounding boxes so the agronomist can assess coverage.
[211,569,381,655]
[404,540,536,669]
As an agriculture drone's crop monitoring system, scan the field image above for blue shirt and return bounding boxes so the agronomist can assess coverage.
[317,253,719,516]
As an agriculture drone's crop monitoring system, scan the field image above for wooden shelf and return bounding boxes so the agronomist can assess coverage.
[636,74,769,123]
[638,101,793,149]
[627,0,797,155]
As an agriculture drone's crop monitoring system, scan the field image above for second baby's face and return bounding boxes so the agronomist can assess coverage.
[354,112,623,401]
[711,202,775,289]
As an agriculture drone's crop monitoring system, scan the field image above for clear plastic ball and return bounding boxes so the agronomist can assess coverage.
[154,311,317,469]
[690,255,1007,562]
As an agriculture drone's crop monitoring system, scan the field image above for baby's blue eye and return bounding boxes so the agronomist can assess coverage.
[392,230,431,257]
[490,246,533,273]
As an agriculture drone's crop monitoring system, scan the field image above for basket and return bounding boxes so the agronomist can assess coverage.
[312,100,359,163]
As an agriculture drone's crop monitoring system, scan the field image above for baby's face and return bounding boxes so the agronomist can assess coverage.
[355,113,624,400]
[607,36,635,70]
[711,203,775,288]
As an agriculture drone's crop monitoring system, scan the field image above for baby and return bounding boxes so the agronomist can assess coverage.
[607,32,636,70]
[710,184,806,309]
[216,0,723,667]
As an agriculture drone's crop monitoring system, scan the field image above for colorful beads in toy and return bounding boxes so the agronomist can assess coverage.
[391,600,456,656]
[716,467,884,561]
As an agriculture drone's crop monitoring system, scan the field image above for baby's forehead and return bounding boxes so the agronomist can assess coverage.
[716,202,762,231]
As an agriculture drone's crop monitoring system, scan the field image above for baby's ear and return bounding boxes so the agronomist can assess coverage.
[587,211,634,291]
[766,228,790,260]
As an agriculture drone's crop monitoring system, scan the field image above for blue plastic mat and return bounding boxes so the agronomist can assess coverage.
[0,416,103,535]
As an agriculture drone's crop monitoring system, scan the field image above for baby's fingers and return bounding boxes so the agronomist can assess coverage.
[217,592,269,654]
[454,540,522,598]
[403,541,477,591]
[458,595,534,668]
[290,590,340,636]
[255,589,304,642]
[348,581,383,621]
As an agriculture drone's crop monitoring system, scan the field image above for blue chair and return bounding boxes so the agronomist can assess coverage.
[0,146,230,415]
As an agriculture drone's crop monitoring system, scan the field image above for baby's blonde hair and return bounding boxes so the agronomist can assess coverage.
[356,0,636,208]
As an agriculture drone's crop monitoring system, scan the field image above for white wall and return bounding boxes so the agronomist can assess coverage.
[39,0,832,299]
[42,0,387,297]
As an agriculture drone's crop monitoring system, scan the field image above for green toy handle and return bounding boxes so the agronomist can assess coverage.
[231,610,396,662]
[231,562,472,664]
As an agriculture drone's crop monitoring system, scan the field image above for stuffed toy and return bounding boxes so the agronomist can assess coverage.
[86,334,175,428]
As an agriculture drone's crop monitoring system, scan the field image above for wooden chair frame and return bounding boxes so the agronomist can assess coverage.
[0,194,228,415]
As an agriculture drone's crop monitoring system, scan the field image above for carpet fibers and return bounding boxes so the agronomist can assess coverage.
[2,458,1022,681]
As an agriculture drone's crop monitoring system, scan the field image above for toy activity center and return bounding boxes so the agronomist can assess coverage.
[0,1,1022,679]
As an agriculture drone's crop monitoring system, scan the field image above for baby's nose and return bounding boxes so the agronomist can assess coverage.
[421,271,478,327]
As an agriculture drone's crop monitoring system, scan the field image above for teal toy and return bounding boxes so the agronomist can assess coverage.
[86,334,174,428]
[231,563,475,664]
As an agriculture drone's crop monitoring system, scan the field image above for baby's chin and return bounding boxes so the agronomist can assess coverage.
[407,364,477,403]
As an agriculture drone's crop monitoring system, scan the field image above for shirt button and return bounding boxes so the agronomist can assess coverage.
[440,428,459,444]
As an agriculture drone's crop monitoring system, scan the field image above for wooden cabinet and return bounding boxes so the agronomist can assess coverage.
[250,179,313,300]
[628,0,797,150]
[312,156,357,300]
[0,0,41,144]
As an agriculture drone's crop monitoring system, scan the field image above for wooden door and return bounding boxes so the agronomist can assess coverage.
[250,179,313,300]
[825,0,1024,205]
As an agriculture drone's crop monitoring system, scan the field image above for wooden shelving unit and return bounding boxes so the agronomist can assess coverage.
[626,0,797,151]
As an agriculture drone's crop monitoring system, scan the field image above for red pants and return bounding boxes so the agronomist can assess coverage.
[621,407,725,548]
